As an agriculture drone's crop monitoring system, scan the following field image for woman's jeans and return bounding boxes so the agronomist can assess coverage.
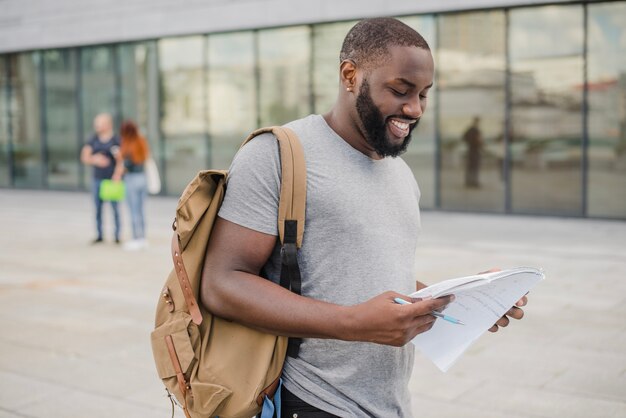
[91,178,121,241]
[125,172,147,240]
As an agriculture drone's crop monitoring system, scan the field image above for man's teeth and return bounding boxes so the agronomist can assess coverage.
[390,120,409,130]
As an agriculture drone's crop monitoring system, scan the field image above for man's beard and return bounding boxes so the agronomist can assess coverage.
[355,79,419,158]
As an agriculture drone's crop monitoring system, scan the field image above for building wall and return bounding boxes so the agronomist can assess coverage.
[1,1,625,219]
[0,0,576,53]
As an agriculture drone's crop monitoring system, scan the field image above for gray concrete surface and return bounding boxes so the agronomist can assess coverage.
[0,189,624,418]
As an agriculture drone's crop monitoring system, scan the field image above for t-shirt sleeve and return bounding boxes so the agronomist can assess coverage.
[218,133,281,236]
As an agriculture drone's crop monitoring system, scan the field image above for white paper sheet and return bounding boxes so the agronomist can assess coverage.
[409,267,545,372]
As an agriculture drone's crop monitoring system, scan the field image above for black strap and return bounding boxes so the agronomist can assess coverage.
[280,220,302,358]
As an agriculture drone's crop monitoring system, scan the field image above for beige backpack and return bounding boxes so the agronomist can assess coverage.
[150,127,306,418]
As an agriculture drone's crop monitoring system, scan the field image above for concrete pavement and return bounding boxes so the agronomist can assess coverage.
[0,189,624,418]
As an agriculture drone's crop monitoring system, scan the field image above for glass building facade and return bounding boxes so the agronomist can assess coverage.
[0,2,625,219]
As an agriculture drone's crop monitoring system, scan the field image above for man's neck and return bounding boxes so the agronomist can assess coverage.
[323,108,381,160]
[97,132,113,142]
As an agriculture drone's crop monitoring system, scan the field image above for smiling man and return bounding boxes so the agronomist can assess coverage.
[201,18,524,417]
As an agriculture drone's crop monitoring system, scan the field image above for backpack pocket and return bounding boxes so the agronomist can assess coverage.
[151,314,197,380]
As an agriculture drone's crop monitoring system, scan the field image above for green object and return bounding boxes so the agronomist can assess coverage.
[99,179,125,201]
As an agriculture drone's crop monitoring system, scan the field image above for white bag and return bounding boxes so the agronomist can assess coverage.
[145,157,161,195]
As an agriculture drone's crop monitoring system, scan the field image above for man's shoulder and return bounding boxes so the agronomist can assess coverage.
[85,134,98,146]
[283,114,322,136]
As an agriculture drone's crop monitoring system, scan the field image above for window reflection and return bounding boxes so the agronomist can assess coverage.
[118,42,160,185]
[119,43,150,132]
[207,31,256,169]
[258,26,312,126]
[401,16,437,210]
[44,49,80,189]
[0,57,9,187]
[159,36,207,194]
[509,6,584,215]
[437,11,506,212]
[11,53,43,188]
[588,2,626,218]
[312,21,355,114]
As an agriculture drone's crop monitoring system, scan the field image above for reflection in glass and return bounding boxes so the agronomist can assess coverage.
[0,56,9,187]
[258,26,312,126]
[312,21,355,114]
[588,3,626,218]
[437,11,506,212]
[509,6,584,215]
[81,46,116,188]
[11,53,43,188]
[159,36,207,194]
[119,43,150,130]
[207,32,256,169]
[44,49,80,189]
[401,16,437,210]
[118,42,160,183]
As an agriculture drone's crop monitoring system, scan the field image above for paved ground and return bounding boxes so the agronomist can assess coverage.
[0,189,624,418]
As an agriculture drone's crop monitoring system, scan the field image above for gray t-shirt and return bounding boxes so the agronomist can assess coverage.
[219,115,421,417]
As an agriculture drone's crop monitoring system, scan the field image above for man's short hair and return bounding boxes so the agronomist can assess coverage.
[340,17,430,71]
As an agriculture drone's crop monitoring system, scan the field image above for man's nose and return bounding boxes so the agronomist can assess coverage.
[403,97,423,119]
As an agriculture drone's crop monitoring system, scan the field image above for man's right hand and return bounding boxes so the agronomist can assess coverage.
[341,292,454,346]
[91,153,110,168]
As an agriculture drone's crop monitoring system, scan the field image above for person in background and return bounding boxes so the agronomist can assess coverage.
[81,113,124,244]
[119,120,150,250]
[462,116,483,188]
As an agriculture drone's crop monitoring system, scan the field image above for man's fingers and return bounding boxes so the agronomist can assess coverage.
[506,306,524,320]
[516,295,528,307]
[495,315,510,328]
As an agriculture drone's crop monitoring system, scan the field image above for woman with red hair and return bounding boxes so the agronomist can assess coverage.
[120,120,151,250]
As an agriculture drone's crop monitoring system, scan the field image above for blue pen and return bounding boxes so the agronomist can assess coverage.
[393,297,465,325]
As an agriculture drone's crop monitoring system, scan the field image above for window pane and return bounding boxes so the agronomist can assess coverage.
[0,56,9,187]
[118,42,160,180]
[588,2,626,218]
[401,15,437,210]
[159,36,207,194]
[119,43,150,130]
[258,26,311,126]
[312,21,355,114]
[437,11,506,212]
[207,31,256,169]
[509,6,584,215]
[11,53,43,188]
[44,49,80,189]
[81,46,116,188]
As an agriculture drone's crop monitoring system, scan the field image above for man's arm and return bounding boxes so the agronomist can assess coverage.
[80,144,109,167]
[200,217,453,347]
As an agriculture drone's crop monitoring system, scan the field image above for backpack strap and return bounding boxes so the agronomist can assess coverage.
[241,126,306,249]
[243,126,306,358]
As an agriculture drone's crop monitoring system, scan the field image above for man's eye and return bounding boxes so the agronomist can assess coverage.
[419,94,428,100]
[391,89,407,97]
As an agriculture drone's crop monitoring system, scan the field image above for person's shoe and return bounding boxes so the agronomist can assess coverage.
[123,239,143,251]
[91,237,104,245]
[115,237,121,244]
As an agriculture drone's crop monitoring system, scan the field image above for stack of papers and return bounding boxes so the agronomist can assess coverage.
[409,267,545,372]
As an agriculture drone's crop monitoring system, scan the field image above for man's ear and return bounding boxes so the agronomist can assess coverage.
[340,60,358,92]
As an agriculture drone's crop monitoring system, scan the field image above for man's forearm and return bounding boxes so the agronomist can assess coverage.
[202,270,351,340]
